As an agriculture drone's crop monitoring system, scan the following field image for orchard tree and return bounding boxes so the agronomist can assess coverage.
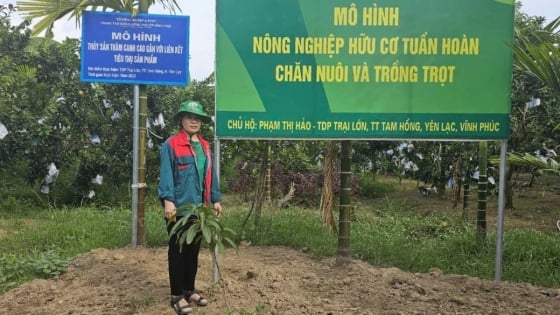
[510,12,559,151]
[498,8,560,209]
[16,0,183,244]
[16,0,180,37]
[0,18,132,201]
[0,11,200,205]
[0,16,93,184]
[513,16,559,96]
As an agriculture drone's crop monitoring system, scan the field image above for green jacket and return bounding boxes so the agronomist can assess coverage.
[158,131,221,217]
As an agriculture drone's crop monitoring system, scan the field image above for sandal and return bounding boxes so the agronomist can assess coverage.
[170,295,193,314]
[187,291,208,307]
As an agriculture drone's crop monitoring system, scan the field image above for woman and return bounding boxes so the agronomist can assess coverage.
[158,100,222,314]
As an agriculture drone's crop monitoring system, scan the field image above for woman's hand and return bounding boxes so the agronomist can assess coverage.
[214,202,223,217]
[164,200,177,221]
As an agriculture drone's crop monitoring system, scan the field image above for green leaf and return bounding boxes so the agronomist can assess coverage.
[177,231,189,253]
[186,225,198,245]
[166,204,239,281]
[206,219,222,230]
[223,227,237,235]
[222,237,239,251]
[199,210,206,231]
[202,225,212,244]
[217,241,225,253]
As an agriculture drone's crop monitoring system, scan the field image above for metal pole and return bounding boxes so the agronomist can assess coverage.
[212,135,221,283]
[495,140,507,281]
[131,85,140,247]
[214,136,220,180]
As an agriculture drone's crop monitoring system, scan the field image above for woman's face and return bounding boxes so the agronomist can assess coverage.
[181,113,202,135]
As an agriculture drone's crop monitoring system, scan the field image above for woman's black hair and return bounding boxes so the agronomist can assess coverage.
[177,112,184,128]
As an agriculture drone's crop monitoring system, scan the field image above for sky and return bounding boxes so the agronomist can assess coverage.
[3,0,560,80]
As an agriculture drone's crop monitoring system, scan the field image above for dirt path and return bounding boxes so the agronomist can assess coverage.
[1,243,559,314]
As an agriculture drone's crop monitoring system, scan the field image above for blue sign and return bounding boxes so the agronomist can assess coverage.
[81,11,189,86]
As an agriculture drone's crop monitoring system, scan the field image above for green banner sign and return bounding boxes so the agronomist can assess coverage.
[216,0,514,139]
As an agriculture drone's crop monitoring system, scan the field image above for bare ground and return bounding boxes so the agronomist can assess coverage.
[1,242,559,315]
[2,177,560,314]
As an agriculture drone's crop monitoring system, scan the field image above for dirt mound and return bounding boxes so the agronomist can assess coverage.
[1,244,559,314]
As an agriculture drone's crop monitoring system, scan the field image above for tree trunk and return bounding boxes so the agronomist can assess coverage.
[254,141,269,218]
[242,141,269,227]
[477,141,488,242]
[319,141,338,233]
[463,179,470,215]
[505,165,514,209]
[452,155,463,209]
[435,143,446,198]
[336,140,352,266]
[265,142,273,203]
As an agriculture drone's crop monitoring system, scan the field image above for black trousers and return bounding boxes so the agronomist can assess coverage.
[166,216,202,296]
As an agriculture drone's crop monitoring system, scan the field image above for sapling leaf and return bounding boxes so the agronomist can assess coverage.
[223,237,239,251]
[218,241,225,253]
[202,225,212,244]
[186,224,198,244]
[168,204,239,280]
[199,210,206,231]
[206,219,221,230]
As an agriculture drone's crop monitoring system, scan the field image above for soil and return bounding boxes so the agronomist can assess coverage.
[2,176,560,314]
[1,244,560,315]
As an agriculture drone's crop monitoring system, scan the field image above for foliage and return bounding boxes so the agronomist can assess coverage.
[2,194,560,294]
[0,3,17,17]
[32,249,72,277]
[490,151,560,176]
[502,229,560,285]
[0,18,115,201]
[226,202,560,288]
[0,16,220,206]
[169,204,238,254]
[0,250,69,291]
[513,15,560,95]
[226,145,361,207]
[1,3,560,301]
[0,249,71,292]
[227,207,337,256]
[0,202,171,294]
[16,0,182,37]
[357,174,396,198]
[510,9,560,154]
[0,253,31,290]
[2,1,558,212]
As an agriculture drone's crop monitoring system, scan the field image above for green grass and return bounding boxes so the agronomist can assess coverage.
[0,202,168,293]
[358,174,397,198]
[1,196,560,295]
[222,208,337,257]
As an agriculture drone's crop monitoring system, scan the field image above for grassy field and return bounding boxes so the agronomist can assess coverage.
[1,174,560,295]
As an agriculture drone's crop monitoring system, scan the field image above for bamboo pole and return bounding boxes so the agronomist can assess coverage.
[336,140,352,265]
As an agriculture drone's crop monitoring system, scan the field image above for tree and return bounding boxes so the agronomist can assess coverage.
[512,16,560,96]
[0,16,100,187]
[477,141,488,241]
[16,0,180,37]
[320,140,338,233]
[0,19,139,202]
[1,3,205,206]
[510,7,559,147]
[0,3,17,17]
[17,0,182,244]
[501,7,560,209]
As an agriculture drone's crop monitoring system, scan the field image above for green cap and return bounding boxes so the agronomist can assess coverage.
[175,100,212,123]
